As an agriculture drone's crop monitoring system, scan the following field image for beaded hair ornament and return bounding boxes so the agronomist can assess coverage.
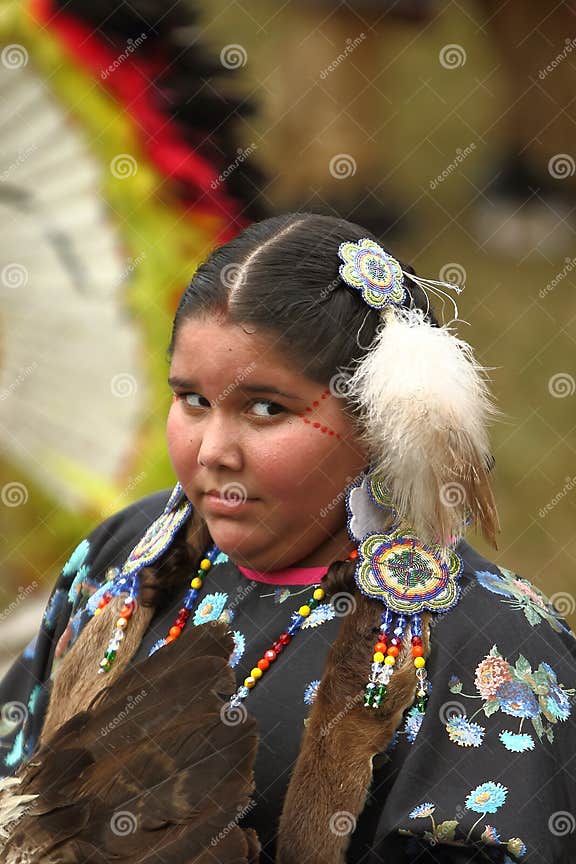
[337,237,500,708]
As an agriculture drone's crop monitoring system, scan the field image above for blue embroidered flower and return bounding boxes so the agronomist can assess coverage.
[27,684,42,715]
[404,705,425,743]
[273,587,292,604]
[481,825,501,844]
[409,803,436,819]
[465,781,507,814]
[499,731,535,752]
[301,603,336,629]
[86,580,115,617]
[544,684,571,721]
[62,539,90,577]
[229,631,245,668]
[213,551,229,566]
[496,681,540,718]
[446,715,485,747]
[304,680,320,705]
[148,638,167,656]
[540,661,557,683]
[193,592,229,625]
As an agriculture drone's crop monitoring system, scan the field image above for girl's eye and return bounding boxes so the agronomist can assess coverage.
[176,393,285,419]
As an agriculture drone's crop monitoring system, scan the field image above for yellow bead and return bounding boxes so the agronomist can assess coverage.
[99,658,110,668]
[313,588,325,601]
[93,608,101,616]
[299,605,311,617]
[116,617,128,629]
[244,676,256,688]
[251,667,263,679]
[384,655,396,666]
[373,651,385,663]
[200,559,212,571]
[190,576,203,589]
[414,656,426,669]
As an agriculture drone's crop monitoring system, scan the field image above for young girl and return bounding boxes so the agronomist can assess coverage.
[1,213,574,863]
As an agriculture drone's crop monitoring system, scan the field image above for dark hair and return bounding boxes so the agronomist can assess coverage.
[168,212,438,384]
[144,213,438,611]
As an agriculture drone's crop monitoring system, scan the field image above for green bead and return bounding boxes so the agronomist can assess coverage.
[106,650,117,662]
[416,696,428,712]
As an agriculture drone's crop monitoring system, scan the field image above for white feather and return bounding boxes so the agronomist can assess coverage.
[344,306,500,545]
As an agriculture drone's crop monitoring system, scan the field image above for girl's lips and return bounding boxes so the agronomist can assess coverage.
[203,492,258,513]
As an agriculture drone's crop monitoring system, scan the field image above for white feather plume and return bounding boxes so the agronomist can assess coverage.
[344,306,501,547]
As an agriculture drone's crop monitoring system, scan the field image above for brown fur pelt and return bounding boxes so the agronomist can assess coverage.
[277,561,431,864]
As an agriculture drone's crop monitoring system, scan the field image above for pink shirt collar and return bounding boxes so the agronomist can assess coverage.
[236,563,329,585]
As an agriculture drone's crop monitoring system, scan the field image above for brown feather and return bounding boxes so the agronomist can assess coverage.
[4,622,260,864]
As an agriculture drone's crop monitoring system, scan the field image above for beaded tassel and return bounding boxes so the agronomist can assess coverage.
[97,573,138,674]
[364,611,428,709]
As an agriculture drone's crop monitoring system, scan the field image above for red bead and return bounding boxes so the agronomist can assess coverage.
[412,645,424,657]
[279,633,291,645]
[387,646,400,657]
[273,641,283,653]
[257,658,270,671]
[390,637,401,646]
[412,636,422,644]
[169,625,182,639]
[374,642,387,653]
[348,549,358,560]
[178,608,190,619]
[264,649,277,662]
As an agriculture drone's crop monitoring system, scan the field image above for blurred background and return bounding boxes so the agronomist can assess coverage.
[1,0,575,674]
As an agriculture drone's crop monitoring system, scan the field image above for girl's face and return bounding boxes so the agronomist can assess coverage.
[166,315,369,570]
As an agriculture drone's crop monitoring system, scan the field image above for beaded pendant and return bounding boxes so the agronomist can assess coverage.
[345,471,464,709]
[97,484,192,674]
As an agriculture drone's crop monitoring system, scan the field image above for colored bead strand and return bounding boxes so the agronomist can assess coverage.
[230,546,358,707]
[98,577,137,674]
[365,609,394,708]
[147,544,222,656]
[411,614,428,711]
